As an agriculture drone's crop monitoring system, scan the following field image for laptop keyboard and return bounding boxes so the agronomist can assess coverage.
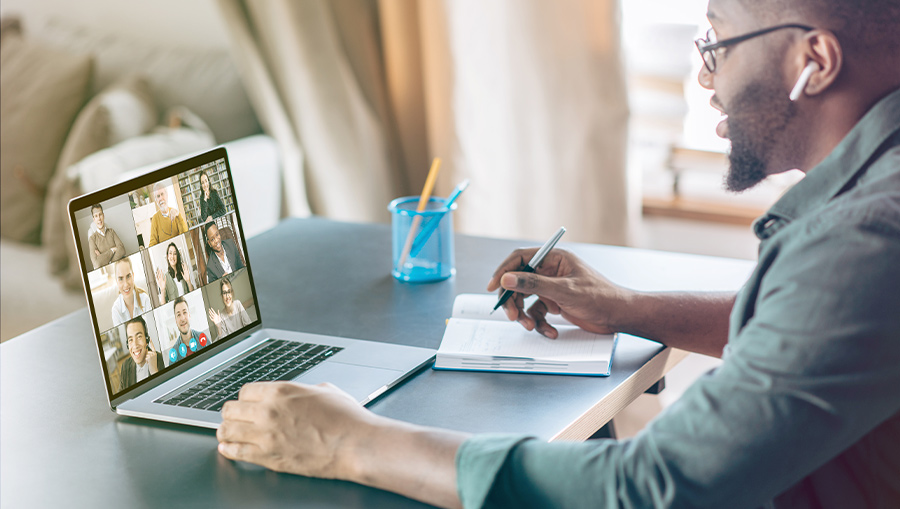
[155,339,342,412]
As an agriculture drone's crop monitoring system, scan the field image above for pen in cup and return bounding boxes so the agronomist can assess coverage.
[492,226,567,314]
[409,179,470,258]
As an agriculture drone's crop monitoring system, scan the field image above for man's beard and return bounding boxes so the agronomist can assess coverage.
[724,79,797,192]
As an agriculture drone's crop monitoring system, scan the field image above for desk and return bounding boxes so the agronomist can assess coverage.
[0,218,754,508]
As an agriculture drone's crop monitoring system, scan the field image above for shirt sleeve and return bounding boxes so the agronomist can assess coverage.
[231,240,245,270]
[112,229,125,258]
[177,214,188,235]
[456,217,900,508]
[239,302,251,326]
[149,214,159,246]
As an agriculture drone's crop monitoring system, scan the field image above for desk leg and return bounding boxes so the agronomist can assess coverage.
[644,376,666,395]
[588,421,617,440]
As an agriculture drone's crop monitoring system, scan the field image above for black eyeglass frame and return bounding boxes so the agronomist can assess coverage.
[695,23,815,73]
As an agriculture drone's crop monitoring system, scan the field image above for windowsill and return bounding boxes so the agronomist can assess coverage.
[642,196,764,226]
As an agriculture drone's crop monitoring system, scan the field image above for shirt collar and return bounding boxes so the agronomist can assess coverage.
[753,88,900,240]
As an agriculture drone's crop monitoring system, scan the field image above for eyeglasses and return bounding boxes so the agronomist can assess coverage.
[695,23,814,73]
[222,289,233,295]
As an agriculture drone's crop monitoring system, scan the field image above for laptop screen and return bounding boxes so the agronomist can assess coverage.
[69,148,261,401]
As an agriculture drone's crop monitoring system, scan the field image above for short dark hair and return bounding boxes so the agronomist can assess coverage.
[745,0,900,52]
[172,296,188,312]
[203,221,218,257]
[91,204,103,214]
[124,316,148,342]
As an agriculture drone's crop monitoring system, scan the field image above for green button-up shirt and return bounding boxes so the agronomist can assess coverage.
[456,88,900,508]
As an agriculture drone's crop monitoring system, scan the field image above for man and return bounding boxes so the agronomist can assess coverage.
[216,1,900,507]
[169,297,208,364]
[88,203,125,269]
[148,181,188,247]
[118,316,163,392]
[203,222,244,284]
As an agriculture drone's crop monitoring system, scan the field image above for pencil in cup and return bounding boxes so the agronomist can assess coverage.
[397,158,441,268]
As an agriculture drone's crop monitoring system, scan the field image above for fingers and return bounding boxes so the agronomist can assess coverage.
[217,440,265,464]
[237,381,281,402]
[542,297,561,315]
[221,399,262,422]
[487,249,538,291]
[217,418,260,444]
[527,299,559,339]
[499,271,565,304]
[502,291,535,330]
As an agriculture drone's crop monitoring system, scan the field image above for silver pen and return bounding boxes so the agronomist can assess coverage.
[492,226,567,313]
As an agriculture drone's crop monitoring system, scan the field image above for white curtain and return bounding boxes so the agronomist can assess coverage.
[218,0,631,244]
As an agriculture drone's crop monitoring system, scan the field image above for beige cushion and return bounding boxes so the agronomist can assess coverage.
[43,74,157,275]
[0,17,22,43]
[38,19,260,144]
[0,34,92,243]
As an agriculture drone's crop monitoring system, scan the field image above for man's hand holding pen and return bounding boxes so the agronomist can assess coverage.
[486,248,628,339]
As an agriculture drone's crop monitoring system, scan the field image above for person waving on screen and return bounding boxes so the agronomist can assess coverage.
[208,277,251,338]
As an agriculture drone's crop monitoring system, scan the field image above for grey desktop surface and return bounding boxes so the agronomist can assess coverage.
[0,218,755,508]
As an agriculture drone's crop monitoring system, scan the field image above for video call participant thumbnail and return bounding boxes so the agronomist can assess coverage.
[111,257,153,328]
[169,296,209,364]
[149,181,188,247]
[118,316,163,392]
[204,221,244,283]
[88,203,126,270]
[199,171,227,223]
[207,276,252,337]
[155,241,194,304]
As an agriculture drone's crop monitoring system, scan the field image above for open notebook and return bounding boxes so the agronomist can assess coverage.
[435,294,618,376]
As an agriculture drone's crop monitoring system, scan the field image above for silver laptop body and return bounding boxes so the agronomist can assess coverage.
[69,147,434,429]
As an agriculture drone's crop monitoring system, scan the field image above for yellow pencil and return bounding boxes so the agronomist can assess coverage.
[398,157,441,268]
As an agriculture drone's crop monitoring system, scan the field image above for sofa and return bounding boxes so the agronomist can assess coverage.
[0,17,282,341]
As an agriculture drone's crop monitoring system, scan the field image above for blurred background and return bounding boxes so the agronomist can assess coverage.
[1,0,803,434]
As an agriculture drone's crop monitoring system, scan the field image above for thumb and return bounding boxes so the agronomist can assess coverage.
[500,272,565,299]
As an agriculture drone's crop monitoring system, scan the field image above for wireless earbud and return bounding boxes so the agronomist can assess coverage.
[790,61,819,101]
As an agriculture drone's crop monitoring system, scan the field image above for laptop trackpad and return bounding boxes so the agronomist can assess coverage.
[293,362,402,402]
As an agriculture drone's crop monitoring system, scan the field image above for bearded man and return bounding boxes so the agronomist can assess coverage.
[216,1,900,507]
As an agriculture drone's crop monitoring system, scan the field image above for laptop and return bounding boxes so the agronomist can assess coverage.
[68,147,435,428]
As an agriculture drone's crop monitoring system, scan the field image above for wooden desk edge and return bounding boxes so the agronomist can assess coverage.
[549,347,689,442]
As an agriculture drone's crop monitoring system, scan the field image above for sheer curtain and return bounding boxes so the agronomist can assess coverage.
[217,0,631,244]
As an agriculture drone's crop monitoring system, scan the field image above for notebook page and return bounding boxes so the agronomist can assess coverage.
[439,318,614,363]
[451,294,575,326]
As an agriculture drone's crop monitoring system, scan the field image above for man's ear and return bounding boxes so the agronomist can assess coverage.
[798,29,843,96]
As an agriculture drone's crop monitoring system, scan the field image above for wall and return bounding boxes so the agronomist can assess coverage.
[0,0,231,51]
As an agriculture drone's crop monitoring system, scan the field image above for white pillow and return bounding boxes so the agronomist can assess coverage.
[72,107,215,192]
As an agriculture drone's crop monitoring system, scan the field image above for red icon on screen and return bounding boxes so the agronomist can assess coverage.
[199,333,208,347]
